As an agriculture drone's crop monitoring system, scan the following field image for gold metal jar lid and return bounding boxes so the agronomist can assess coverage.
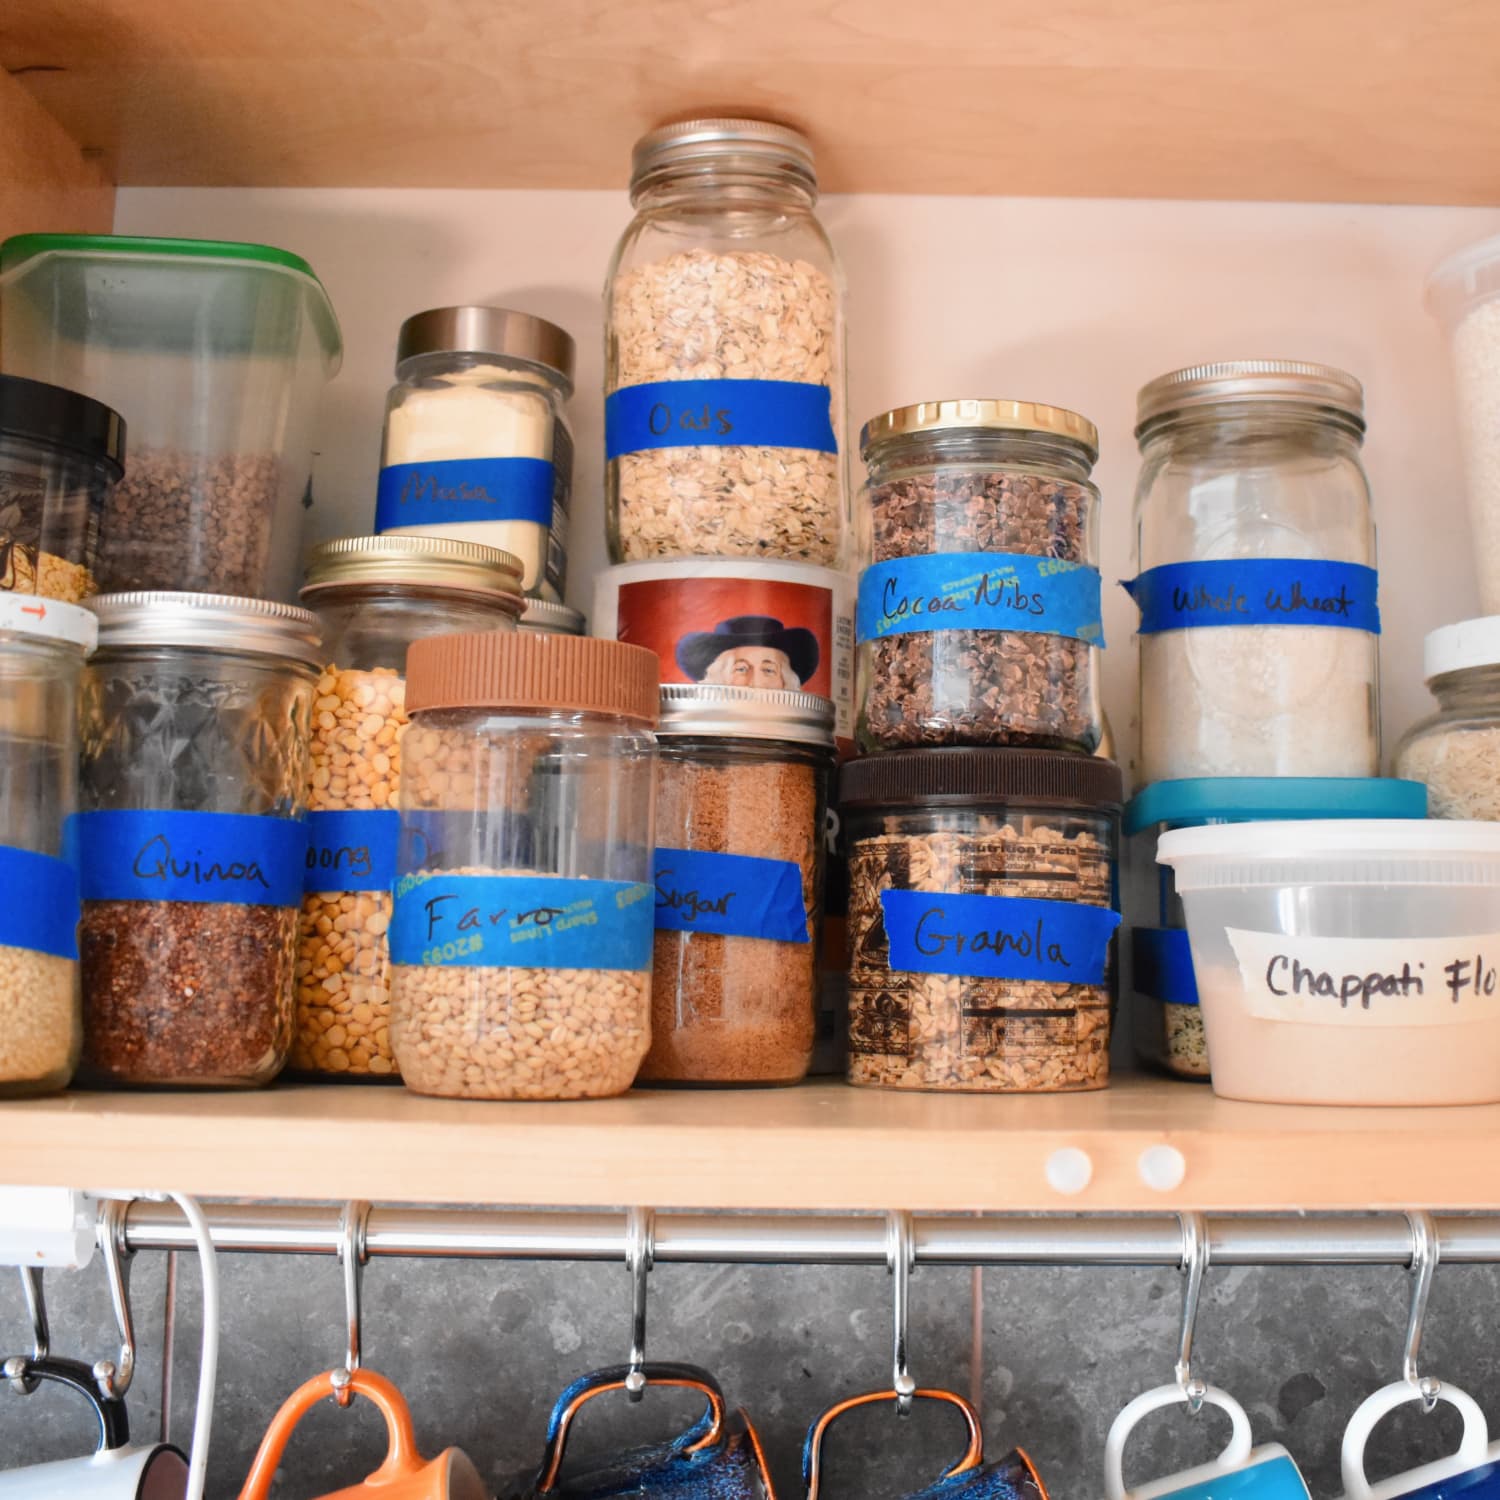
[859,399,1099,464]
[300,535,525,612]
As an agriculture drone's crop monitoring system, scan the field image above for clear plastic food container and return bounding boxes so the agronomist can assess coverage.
[0,234,342,600]
[1159,820,1500,1105]
[390,633,659,1099]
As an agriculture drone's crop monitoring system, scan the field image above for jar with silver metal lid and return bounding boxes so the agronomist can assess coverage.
[605,118,847,568]
[638,682,835,1088]
[1125,360,1380,781]
[75,592,322,1087]
[291,534,524,1081]
[519,597,586,637]
[376,305,575,601]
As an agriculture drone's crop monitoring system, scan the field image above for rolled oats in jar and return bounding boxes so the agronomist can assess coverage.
[856,400,1103,753]
[840,748,1122,1094]
[605,119,846,566]
[390,633,659,1100]
[294,535,524,1081]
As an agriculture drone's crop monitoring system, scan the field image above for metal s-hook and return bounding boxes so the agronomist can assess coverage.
[93,1199,137,1400]
[887,1210,916,1417]
[1403,1210,1442,1414]
[624,1207,654,1403]
[7,1267,49,1395]
[329,1200,369,1410]
[1175,1212,1209,1414]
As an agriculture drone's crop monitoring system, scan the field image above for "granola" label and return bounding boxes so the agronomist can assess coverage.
[1124,559,1380,634]
[605,379,838,458]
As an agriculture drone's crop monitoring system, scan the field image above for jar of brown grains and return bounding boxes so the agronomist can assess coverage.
[293,534,524,1081]
[639,683,834,1088]
[389,632,659,1100]
[605,119,847,568]
[75,592,322,1087]
[840,748,1122,1094]
[855,400,1103,753]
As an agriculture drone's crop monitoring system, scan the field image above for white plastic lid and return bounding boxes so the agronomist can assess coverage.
[1159,818,1500,867]
[1424,615,1500,681]
[0,593,97,653]
[1426,232,1500,330]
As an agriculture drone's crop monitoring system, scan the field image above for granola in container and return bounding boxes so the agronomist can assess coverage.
[840,748,1122,1094]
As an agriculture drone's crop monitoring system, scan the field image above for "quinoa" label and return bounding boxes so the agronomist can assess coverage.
[1123,559,1381,634]
[0,845,80,960]
[881,891,1120,984]
[855,553,1104,644]
[605,379,838,458]
[74,810,308,907]
[389,873,654,970]
[653,847,809,944]
[304,809,401,894]
[375,456,555,530]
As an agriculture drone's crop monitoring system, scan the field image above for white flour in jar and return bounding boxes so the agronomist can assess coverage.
[1453,299,1500,616]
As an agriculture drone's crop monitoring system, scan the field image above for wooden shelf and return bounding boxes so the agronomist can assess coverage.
[1,0,1498,205]
[6,1076,1500,1211]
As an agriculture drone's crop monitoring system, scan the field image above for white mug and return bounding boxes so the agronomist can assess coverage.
[1340,1380,1500,1499]
[1105,1383,1312,1500]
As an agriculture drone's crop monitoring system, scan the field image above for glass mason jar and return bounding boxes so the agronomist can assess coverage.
[519,598,586,637]
[639,683,834,1087]
[293,535,524,1081]
[390,634,659,1099]
[377,306,575,601]
[856,400,1103,753]
[604,119,847,568]
[75,594,320,1086]
[0,597,95,1095]
[1396,616,1500,819]
[1129,361,1380,782]
[840,748,1123,1094]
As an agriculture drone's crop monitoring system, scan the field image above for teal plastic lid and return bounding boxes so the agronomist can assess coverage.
[1124,777,1427,836]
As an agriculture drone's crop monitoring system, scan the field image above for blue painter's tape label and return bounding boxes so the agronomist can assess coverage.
[1133,926,1200,1006]
[389,873,654,970]
[75,811,308,908]
[1123,559,1380,634]
[605,379,837,459]
[375,456,554,530]
[653,848,809,943]
[0,845,80,960]
[856,553,1104,645]
[304,810,401,894]
[881,891,1120,984]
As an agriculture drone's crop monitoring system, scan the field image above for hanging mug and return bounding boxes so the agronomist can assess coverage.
[237,1368,487,1500]
[1105,1384,1311,1500]
[0,1354,188,1499]
[1340,1381,1500,1499]
[803,1388,1049,1500]
[512,1362,774,1500]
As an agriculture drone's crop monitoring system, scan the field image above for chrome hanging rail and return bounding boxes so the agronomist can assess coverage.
[117,1204,1500,1267]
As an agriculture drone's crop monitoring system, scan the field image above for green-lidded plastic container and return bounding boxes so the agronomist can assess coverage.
[0,235,342,602]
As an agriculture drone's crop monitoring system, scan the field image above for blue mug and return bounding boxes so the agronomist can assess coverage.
[1340,1381,1500,1499]
[1105,1384,1310,1500]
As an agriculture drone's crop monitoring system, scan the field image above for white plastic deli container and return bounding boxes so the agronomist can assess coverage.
[1157,819,1500,1106]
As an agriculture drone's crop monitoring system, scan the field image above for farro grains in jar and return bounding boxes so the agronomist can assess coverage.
[639,684,834,1087]
[75,593,320,1087]
[855,401,1104,753]
[1126,361,1380,781]
[604,119,847,567]
[840,749,1122,1094]
[389,633,659,1100]
[294,535,524,1080]
[0,596,96,1095]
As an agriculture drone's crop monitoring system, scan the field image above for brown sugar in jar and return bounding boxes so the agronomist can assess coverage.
[639,684,835,1087]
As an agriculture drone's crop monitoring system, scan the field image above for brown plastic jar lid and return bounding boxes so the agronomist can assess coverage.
[405,631,659,723]
[839,747,1123,811]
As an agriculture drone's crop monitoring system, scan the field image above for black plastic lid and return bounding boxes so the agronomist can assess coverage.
[839,747,1124,811]
[0,374,126,476]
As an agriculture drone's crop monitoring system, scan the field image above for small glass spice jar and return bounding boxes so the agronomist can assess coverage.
[390,633,659,1099]
[518,598,586,637]
[840,748,1122,1094]
[377,305,575,600]
[639,683,834,1087]
[856,400,1104,753]
[75,593,321,1087]
[605,118,847,568]
[0,595,96,1095]
[293,535,524,1081]
[1128,361,1380,781]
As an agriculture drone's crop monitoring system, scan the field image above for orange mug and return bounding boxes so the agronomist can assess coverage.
[237,1369,487,1500]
